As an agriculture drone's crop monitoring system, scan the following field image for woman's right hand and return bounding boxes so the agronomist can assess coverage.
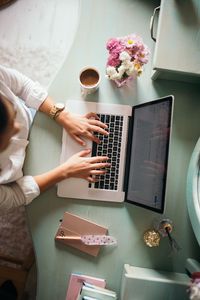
[61,149,110,183]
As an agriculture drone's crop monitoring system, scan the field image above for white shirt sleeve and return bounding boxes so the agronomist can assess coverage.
[0,64,48,110]
[16,176,40,204]
[0,176,40,214]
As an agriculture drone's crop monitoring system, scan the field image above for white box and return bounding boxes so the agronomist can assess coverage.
[120,264,189,300]
[151,0,200,83]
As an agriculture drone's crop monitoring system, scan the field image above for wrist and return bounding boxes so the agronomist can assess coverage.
[55,109,71,126]
[34,164,70,193]
[56,163,70,180]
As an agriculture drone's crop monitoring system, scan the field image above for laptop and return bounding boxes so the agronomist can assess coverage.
[57,95,173,213]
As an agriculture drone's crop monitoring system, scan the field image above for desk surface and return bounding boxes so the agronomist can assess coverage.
[24,1,200,299]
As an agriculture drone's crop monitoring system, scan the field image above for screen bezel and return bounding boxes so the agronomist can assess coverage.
[124,95,174,214]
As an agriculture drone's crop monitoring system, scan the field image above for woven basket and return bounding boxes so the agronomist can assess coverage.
[0,0,16,8]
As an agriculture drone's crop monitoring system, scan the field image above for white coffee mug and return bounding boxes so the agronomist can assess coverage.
[79,67,101,96]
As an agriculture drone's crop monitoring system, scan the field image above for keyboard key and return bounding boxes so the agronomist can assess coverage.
[95,182,99,188]
[105,115,110,123]
[101,115,105,122]
[100,181,105,188]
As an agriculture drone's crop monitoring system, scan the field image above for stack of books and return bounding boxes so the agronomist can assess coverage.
[66,273,117,300]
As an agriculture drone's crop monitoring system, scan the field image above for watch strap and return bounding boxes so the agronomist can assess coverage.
[49,104,65,120]
[54,109,63,120]
[49,105,57,119]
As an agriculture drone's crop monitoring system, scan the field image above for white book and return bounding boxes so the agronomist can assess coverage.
[83,283,116,296]
[78,283,117,300]
[82,296,99,300]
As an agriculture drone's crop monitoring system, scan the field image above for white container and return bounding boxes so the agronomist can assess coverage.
[120,264,189,300]
[151,0,200,83]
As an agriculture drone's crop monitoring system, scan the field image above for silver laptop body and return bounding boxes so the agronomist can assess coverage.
[57,100,132,202]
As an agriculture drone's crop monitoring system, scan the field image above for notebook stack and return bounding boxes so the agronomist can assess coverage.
[66,273,117,300]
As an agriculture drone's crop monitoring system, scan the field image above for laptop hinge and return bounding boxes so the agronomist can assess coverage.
[123,108,134,192]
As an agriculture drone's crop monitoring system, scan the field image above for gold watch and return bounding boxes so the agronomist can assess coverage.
[49,102,65,120]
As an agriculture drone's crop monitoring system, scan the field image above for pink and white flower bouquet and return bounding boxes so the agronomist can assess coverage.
[106,34,150,87]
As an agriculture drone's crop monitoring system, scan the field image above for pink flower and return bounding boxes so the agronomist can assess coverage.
[106,38,120,51]
[106,38,125,55]
[107,54,120,67]
[123,34,141,48]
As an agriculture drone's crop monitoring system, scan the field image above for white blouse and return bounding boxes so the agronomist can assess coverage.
[0,65,48,213]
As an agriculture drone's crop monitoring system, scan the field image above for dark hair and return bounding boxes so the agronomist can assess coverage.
[0,94,8,133]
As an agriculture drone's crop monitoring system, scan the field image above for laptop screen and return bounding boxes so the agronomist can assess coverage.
[125,96,173,213]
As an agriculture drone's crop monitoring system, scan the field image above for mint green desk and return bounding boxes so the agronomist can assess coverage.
[24,1,200,299]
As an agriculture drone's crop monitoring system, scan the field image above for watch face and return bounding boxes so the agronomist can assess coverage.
[56,103,65,110]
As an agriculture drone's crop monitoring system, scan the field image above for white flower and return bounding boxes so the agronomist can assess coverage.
[106,66,117,76]
[122,60,131,69]
[111,73,121,80]
[106,66,121,80]
[119,51,131,62]
[117,65,126,78]
[126,65,135,76]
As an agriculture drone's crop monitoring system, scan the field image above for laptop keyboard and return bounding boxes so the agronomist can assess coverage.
[88,113,124,191]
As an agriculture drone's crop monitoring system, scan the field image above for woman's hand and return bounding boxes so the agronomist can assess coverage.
[61,149,110,183]
[56,110,108,145]
[34,149,110,192]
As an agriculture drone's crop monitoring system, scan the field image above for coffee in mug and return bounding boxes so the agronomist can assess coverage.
[79,67,100,96]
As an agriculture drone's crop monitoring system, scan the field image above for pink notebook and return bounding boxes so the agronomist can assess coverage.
[66,273,106,300]
[55,212,108,257]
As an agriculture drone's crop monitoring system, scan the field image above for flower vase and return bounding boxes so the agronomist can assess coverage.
[114,76,133,87]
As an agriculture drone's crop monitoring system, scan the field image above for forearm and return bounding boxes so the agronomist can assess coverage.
[34,165,68,193]
[38,95,55,116]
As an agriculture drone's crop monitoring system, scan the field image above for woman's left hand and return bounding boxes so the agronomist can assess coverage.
[56,110,108,145]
